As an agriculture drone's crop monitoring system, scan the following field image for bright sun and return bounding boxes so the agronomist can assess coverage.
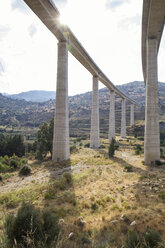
[59,8,73,26]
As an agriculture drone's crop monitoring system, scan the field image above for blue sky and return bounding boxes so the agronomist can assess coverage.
[0,0,164,95]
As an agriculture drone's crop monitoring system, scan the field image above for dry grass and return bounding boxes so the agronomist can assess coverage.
[0,137,165,247]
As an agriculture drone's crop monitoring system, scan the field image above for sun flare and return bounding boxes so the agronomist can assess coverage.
[58,8,73,27]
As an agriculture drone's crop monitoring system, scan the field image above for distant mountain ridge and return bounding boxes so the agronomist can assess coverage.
[1,81,165,136]
[4,90,56,102]
[3,81,165,104]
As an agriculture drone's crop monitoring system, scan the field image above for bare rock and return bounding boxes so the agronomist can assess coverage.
[111,220,118,224]
[130,220,136,226]
[68,232,74,240]
[76,217,86,227]
[59,219,65,225]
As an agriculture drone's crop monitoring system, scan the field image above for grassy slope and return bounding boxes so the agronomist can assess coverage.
[0,137,165,247]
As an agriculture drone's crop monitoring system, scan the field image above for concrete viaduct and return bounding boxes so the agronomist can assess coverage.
[23,0,138,162]
[142,0,165,165]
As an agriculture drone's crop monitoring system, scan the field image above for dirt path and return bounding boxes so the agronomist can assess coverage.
[116,150,144,167]
[0,163,93,194]
[0,150,146,195]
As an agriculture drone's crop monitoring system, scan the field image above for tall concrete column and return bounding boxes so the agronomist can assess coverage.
[121,98,126,138]
[90,76,100,148]
[144,38,160,165]
[109,90,115,141]
[130,104,134,127]
[52,41,70,161]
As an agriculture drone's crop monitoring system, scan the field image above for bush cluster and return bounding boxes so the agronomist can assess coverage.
[124,164,133,172]
[84,142,90,148]
[134,144,142,155]
[0,134,25,157]
[19,165,31,176]
[70,145,78,153]
[125,229,162,248]
[0,155,27,173]
[5,202,60,248]
[160,131,165,146]
[108,138,119,158]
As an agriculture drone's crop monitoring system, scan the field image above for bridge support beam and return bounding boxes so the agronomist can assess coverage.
[109,90,115,141]
[90,76,100,148]
[144,38,160,165]
[52,41,70,161]
[121,98,126,138]
[130,104,134,127]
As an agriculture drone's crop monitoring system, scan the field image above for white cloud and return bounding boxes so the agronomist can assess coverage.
[106,0,130,10]
[0,0,164,96]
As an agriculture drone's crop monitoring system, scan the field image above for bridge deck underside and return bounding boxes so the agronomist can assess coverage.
[142,0,165,81]
[23,0,137,105]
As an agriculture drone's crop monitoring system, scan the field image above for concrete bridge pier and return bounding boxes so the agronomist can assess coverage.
[121,98,126,138]
[109,90,115,141]
[144,38,160,165]
[130,104,134,127]
[52,41,70,161]
[90,76,100,148]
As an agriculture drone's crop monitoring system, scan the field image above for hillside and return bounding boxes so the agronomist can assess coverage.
[5,90,56,102]
[0,93,53,128]
[0,138,165,247]
[116,81,165,105]
[0,81,165,137]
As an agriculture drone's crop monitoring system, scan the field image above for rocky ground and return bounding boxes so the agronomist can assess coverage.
[0,137,165,247]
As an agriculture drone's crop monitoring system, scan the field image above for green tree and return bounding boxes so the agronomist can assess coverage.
[0,134,25,157]
[108,138,115,158]
[36,118,54,160]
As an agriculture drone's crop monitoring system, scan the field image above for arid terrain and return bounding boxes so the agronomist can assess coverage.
[0,136,165,247]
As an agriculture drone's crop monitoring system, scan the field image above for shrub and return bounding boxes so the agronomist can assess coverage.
[125,230,141,248]
[91,202,98,211]
[155,160,162,166]
[124,230,163,248]
[134,144,142,155]
[124,164,133,172]
[135,144,142,150]
[44,192,55,200]
[143,230,162,248]
[135,149,140,155]
[0,162,10,173]
[114,143,119,150]
[108,138,115,158]
[4,202,59,247]
[160,149,165,159]
[3,155,10,165]
[36,150,43,161]
[9,159,18,170]
[20,158,28,166]
[137,136,144,141]
[0,155,26,174]
[0,134,25,157]
[19,165,31,176]
[100,144,106,149]
[84,143,90,148]
[70,145,78,154]
[42,210,59,245]
[63,172,73,184]
[5,202,43,247]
